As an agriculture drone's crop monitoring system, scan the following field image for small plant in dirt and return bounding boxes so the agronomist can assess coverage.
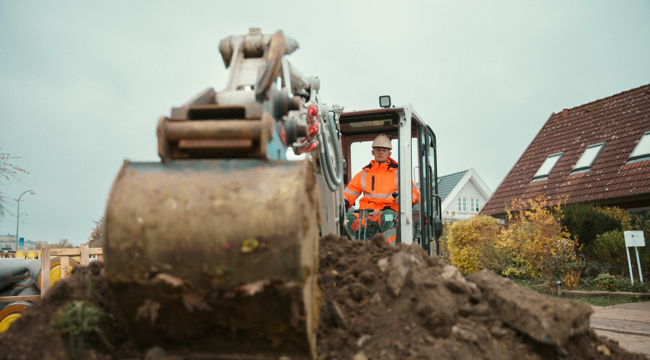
[595,273,616,291]
[51,279,114,359]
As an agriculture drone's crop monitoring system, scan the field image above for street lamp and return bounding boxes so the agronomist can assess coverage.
[15,190,35,251]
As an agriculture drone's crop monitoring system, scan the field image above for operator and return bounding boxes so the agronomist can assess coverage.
[344,134,419,243]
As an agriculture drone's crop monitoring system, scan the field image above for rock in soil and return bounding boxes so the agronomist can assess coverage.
[0,235,647,360]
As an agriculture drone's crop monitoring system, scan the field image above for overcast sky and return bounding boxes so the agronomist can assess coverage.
[1,1,649,245]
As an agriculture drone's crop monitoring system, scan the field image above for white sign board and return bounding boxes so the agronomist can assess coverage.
[624,230,645,247]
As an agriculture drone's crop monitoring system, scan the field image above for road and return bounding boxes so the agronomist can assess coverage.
[591,302,650,358]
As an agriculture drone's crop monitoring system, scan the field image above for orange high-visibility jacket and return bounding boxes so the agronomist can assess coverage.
[344,157,419,212]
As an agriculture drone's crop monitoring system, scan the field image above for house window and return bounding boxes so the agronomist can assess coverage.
[532,152,563,181]
[572,143,606,173]
[629,131,650,163]
[457,197,467,212]
[470,198,480,212]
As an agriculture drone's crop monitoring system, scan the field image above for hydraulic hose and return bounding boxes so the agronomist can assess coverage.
[319,110,344,191]
[319,151,336,191]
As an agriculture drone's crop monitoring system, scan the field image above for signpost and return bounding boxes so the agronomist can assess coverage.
[18,237,24,249]
[624,230,645,284]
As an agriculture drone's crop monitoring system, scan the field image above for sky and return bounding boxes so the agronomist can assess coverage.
[1,1,649,245]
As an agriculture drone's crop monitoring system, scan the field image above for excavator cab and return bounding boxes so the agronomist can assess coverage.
[338,102,443,255]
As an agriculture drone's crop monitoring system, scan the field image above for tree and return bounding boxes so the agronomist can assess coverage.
[34,241,46,250]
[560,203,622,257]
[88,217,104,248]
[52,238,74,249]
[0,148,29,221]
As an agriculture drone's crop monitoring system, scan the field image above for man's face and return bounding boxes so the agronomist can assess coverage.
[372,147,391,163]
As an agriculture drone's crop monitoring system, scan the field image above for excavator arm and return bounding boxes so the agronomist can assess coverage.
[104,29,344,359]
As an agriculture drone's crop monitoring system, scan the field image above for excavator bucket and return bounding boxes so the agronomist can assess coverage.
[104,158,321,358]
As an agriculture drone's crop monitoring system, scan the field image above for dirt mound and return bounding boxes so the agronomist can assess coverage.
[0,236,645,359]
[0,261,138,360]
[317,234,644,360]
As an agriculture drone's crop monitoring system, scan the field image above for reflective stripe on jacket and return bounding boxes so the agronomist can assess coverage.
[344,157,419,212]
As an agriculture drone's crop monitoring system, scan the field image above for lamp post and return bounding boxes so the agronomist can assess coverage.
[15,190,35,251]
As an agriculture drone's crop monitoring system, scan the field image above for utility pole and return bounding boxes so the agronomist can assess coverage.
[15,190,35,251]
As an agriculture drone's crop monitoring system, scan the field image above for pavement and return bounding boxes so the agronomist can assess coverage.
[591,301,650,358]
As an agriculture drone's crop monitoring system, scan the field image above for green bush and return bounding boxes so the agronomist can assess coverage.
[595,273,616,290]
[630,211,650,279]
[584,260,612,278]
[561,203,622,257]
[594,230,629,276]
[612,277,649,293]
[580,276,598,291]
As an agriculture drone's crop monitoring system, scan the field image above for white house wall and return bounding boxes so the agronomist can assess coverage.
[443,178,488,221]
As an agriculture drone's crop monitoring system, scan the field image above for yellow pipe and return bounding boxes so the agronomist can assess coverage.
[0,313,21,333]
[0,303,30,334]
[36,257,80,288]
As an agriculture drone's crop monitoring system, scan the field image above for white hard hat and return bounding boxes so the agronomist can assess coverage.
[372,134,392,149]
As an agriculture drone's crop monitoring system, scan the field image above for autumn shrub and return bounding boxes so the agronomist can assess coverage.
[596,207,635,231]
[629,210,650,279]
[447,215,500,274]
[438,212,457,261]
[562,269,582,289]
[594,209,650,278]
[477,238,513,276]
[594,230,629,276]
[499,196,578,281]
[595,273,616,290]
[561,203,622,257]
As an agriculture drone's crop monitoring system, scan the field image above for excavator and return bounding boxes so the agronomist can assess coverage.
[103,28,443,359]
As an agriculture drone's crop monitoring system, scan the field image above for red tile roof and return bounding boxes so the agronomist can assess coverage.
[481,83,650,216]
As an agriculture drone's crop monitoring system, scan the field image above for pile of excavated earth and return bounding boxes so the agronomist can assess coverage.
[0,235,645,360]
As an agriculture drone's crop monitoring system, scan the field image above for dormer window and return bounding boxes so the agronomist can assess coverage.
[532,152,563,181]
[628,131,650,163]
[572,143,606,173]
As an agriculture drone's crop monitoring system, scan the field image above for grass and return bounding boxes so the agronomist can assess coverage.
[560,294,647,307]
[508,278,648,307]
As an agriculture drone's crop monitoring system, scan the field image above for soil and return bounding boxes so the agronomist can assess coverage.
[0,261,138,360]
[0,235,646,360]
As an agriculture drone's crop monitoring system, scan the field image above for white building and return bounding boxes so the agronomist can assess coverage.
[438,168,492,220]
[0,234,36,251]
